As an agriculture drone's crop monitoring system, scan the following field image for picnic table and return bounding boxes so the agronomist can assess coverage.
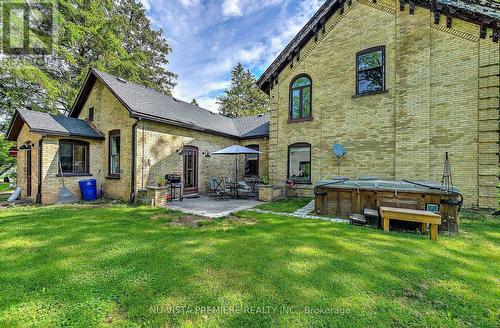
[379,206,442,241]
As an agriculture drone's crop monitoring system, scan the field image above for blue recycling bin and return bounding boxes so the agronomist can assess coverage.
[79,179,97,201]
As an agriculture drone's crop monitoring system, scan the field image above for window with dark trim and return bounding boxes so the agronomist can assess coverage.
[108,130,120,176]
[245,144,259,177]
[88,107,94,122]
[289,75,312,121]
[59,140,89,175]
[288,143,311,184]
[356,46,385,96]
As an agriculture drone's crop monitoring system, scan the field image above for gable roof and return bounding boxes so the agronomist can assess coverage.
[257,0,500,94]
[69,68,269,139]
[6,108,104,141]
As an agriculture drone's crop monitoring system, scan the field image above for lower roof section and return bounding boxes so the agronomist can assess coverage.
[6,108,105,141]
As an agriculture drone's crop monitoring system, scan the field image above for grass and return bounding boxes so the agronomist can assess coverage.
[0,183,12,202]
[0,205,498,327]
[0,182,11,193]
[256,198,313,213]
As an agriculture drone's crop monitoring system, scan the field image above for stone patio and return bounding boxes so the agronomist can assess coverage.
[165,195,262,218]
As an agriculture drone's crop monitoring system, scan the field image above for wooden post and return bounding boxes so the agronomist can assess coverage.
[383,218,390,232]
[430,224,438,241]
[421,223,427,234]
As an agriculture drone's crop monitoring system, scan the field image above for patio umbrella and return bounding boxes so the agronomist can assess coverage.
[212,145,261,182]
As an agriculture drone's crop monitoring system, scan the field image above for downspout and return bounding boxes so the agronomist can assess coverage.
[36,136,45,204]
[141,121,145,189]
[130,119,140,204]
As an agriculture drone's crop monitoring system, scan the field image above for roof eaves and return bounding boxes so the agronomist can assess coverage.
[29,128,106,140]
[5,110,23,141]
[130,112,241,139]
[239,133,269,140]
[257,0,500,93]
[68,69,93,117]
[257,0,338,92]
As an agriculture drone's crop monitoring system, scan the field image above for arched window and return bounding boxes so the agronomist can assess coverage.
[289,75,312,121]
[288,143,311,184]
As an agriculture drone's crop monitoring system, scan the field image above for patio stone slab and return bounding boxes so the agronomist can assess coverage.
[249,208,349,223]
[166,195,262,218]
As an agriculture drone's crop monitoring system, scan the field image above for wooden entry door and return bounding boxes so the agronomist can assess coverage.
[26,148,32,197]
[183,146,198,194]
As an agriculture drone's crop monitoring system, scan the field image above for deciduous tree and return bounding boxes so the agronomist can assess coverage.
[0,136,16,177]
[0,0,176,131]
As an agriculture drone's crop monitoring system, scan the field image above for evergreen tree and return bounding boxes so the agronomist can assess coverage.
[0,0,176,131]
[190,99,199,106]
[217,63,269,117]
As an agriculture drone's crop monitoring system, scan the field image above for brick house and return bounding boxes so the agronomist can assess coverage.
[257,0,499,208]
[5,0,500,208]
[6,69,269,204]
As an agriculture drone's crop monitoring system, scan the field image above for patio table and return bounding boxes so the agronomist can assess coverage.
[245,178,261,197]
[227,181,239,199]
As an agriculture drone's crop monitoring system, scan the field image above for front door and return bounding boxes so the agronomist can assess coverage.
[26,148,32,197]
[183,146,198,194]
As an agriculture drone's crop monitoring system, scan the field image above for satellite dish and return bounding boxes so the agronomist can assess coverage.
[332,144,347,158]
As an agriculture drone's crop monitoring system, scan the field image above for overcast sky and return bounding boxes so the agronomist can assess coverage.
[139,0,324,111]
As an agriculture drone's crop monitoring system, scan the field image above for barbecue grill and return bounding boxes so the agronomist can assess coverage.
[165,174,183,201]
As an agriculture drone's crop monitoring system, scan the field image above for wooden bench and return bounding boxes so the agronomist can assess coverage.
[379,206,442,241]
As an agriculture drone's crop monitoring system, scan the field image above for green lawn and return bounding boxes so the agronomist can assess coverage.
[0,182,11,193]
[0,183,12,202]
[256,198,312,213]
[0,206,498,327]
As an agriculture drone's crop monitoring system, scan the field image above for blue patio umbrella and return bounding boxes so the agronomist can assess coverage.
[212,145,261,181]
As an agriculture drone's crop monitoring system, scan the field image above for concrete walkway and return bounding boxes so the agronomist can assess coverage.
[166,195,261,218]
[248,208,349,223]
[293,199,315,215]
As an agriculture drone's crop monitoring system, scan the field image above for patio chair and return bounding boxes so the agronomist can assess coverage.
[243,176,260,197]
[213,177,231,200]
[237,180,253,198]
[207,177,217,196]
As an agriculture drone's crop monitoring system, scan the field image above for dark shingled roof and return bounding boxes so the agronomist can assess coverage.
[257,0,500,93]
[70,69,269,139]
[6,109,104,141]
[233,113,270,138]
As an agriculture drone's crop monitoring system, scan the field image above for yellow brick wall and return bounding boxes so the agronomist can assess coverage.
[78,80,134,201]
[39,137,103,205]
[72,78,272,200]
[241,138,270,179]
[15,125,104,204]
[267,0,499,208]
[135,121,241,194]
[16,125,41,202]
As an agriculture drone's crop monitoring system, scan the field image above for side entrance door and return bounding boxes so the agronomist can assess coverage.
[26,148,32,197]
[183,146,198,194]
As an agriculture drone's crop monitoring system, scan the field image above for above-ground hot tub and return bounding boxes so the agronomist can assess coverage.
[314,178,463,232]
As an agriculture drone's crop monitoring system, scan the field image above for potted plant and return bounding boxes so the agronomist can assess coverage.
[156,176,165,187]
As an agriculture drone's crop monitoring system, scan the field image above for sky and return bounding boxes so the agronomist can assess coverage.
[139,0,324,112]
